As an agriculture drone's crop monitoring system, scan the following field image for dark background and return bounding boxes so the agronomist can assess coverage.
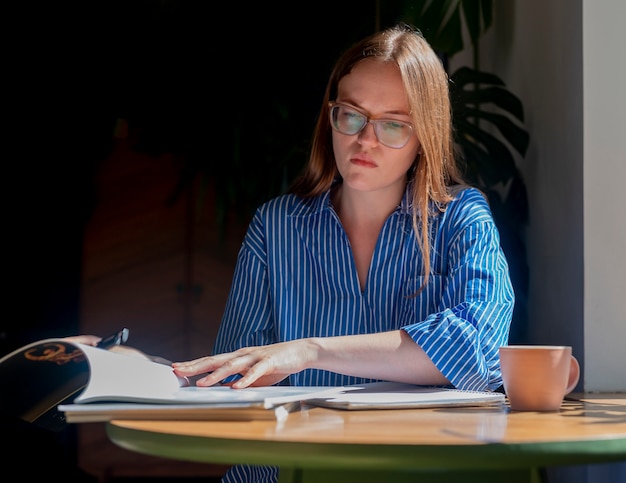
[5,1,380,352]
[4,1,380,479]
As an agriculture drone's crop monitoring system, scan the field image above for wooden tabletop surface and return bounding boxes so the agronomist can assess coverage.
[108,394,626,446]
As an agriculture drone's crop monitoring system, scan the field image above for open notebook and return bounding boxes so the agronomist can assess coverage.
[0,338,339,428]
[1,338,504,428]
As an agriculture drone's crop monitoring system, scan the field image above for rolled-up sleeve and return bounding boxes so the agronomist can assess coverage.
[403,191,514,391]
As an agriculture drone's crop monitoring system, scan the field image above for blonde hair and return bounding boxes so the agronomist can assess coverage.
[290,23,465,290]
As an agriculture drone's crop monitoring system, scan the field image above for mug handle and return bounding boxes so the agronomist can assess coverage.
[565,355,580,394]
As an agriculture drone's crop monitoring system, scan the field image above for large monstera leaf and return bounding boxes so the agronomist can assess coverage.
[450,66,529,210]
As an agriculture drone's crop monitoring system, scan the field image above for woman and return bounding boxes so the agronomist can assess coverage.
[173,23,514,482]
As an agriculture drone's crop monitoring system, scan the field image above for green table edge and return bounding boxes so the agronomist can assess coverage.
[106,422,626,471]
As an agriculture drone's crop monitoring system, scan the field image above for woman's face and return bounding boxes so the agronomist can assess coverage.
[332,59,420,195]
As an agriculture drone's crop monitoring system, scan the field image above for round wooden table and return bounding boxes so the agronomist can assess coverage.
[107,394,626,483]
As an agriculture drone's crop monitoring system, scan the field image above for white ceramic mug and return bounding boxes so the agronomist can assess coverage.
[499,345,580,411]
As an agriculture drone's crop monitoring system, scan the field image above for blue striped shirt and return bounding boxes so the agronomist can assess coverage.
[215,185,514,482]
[215,185,513,389]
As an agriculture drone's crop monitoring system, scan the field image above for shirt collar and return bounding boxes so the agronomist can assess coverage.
[298,181,414,217]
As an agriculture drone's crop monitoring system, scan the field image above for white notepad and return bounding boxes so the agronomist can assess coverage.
[304,381,505,410]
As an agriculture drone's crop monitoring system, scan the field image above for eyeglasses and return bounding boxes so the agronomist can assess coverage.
[328,102,414,149]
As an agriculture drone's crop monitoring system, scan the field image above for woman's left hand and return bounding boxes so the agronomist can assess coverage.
[63,335,102,346]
